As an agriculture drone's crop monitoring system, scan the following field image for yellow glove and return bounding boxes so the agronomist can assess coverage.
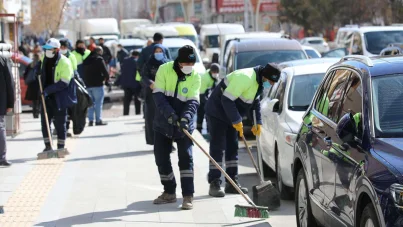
[232,122,244,137]
[252,124,262,136]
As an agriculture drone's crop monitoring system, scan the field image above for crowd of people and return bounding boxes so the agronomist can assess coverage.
[1,32,282,211]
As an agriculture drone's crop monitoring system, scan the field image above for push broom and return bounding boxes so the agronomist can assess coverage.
[37,74,68,160]
[182,129,269,219]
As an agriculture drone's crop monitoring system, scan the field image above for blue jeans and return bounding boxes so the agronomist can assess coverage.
[87,86,104,122]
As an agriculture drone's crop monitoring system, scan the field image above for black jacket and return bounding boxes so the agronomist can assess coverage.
[117,48,129,63]
[82,52,110,88]
[0,56,15,115]
[23,64,40,101]
[100,44,112,64]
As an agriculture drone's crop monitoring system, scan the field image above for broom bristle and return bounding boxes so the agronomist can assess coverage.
[234,205,269,219]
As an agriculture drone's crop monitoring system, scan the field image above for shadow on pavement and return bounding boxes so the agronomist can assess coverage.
[77,131,143,139]
[66,150,154,162]
[223,220,272,226]
[8,157,36,164]
[9,137,44,142]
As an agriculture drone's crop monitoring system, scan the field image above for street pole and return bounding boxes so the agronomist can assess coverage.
[191,0,194,21]
[180,0,188,23]
[244,0,248,31]
[255,0,262,31]
[154,0,160,24]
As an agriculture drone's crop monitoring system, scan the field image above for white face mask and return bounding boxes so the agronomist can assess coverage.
[181,65,193,75]
[117,47,122,51]
[60,49,68,55]
[45,50,55,58]
[212,73,219,79]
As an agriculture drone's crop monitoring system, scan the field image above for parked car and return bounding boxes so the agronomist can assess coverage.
[258,58,339,199]
[303,45,322,58]
[293,55,403,227]
[300,37,330,53]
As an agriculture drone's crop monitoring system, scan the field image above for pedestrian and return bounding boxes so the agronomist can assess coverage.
[98,38,112,64]
[87,37,96,52]
[205,63,281,197]
[83,46,109,126]
[146,39,153,47]
[33,43,42,55]
[152,45,201,210]
[0,54,15,167]
[23,53,41,118]
[72,40,91,78]
[119,50,141,116]
[197,63,220,132]
[137,33,171,72]
[116,44,129,64]
[141,44,168,145]
[39,38,75,152]
[19,41,28,56]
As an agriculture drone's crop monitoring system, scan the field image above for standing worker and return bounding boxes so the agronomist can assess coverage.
[141,44,168,145]
[83,46,110,126]
[72,40,91,78]
[119,50,141,116]
[0,54,15,167]
[39,38,74,152]
[152,45,201,210]
[205,64,281,197]
[196,63,220,132]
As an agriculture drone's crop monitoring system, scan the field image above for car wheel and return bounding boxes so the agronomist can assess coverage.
[276,149,293,200]
[360,203,380,227]
[295,168,317,227]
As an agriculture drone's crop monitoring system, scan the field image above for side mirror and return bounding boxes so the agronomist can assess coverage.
[336,113,356,143]
[268,99,280,112]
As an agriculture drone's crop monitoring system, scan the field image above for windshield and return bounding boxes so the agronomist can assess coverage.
[365,31,403,55]
[236,50,307,69]
[179,35,197,44]
[308,40,323,44]
[168,47,200,62]
[372,74,403,137]
[206,35,219,48]
[123,45,143,52]
[305,49,321,58]
[288,73,324,111]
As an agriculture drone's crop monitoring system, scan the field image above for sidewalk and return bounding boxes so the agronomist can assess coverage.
[0,109,295,227]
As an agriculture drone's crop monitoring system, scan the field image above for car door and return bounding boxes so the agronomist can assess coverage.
[329,72,366,226]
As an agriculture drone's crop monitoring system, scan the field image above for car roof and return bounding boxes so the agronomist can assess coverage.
[283,62,335,77]
[118,39,146,46]
[338,26,403,33]
[163,38,195,48]
[233,38,303,52]
[279,58,340,69]
[302,37,325,41]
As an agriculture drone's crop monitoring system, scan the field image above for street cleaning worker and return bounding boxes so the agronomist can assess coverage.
[72,40,91,78]
[205,64,281,197]
[39,38,75,151]
[152,45,201,210]
[141,44,168,145]
[196,63,219,132]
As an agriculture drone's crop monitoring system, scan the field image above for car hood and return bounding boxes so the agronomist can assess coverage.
[285,110,305,134]
[373,138,403,177]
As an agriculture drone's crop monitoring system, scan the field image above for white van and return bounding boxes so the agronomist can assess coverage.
[199,23,245,61]
[137,25,179,40]
[335,26,403,56]
[81,18,120,45]
[120,19,152,38]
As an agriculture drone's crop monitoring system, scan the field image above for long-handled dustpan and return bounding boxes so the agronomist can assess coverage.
[239,110,280,210]
[182,129,269,219]
[37,75,68,160]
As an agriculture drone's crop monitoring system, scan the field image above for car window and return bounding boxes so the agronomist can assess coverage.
[288,73,325,111]
[275,78,287,113]
[339,73,363,135]
[314,71,334,113]
[305,49,321,58]
[227,52,234,73]
[269,78,281,99]
[322,48,347,58]
[308,39,323,44]
[364,30,403,55]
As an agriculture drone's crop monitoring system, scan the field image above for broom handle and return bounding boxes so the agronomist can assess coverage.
[241,135,262,179]
[253,110,265,182]
[38,75,54,149]
[183,129,256,208]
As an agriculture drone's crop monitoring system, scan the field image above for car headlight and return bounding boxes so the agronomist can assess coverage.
[284,132,297,146]
[390,183,403,207]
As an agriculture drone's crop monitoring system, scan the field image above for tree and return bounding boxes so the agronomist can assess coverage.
[28,0,65,35]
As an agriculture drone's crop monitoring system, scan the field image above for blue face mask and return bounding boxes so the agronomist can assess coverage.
[154,53,164,61]
[263,81,272,89]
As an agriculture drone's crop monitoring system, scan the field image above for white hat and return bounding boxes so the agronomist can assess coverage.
[42,38,60,50]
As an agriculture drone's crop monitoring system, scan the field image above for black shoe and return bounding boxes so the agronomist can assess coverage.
[33,114,39,119]
[225,181,249,194]
[0,160,11,167]
[67,132,72,137]
[88,121,94,127]
[95,121,108,126]
[43,146,51,152]
[209,179,225,197]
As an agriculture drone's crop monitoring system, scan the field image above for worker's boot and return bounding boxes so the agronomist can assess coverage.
[225,180,249,194]
[209,179,225,197]
[153,192,177,204]
[181,196,193,210]
[43,145,51,152]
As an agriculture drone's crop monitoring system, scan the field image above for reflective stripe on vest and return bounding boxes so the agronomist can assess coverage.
[222,68,258,104]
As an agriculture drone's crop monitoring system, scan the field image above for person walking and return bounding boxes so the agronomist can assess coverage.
[72,40,91,78]
[0,54,15,167]
[116,44,129,64]
[39,38,75,152]
[141,44,168,145]
[24,53,41,118]
[87,37,96,52]
[137,33,171,72]
[196,63,219,132]
[205,64,281,197]
[119,50,141,116]
[98,38,112,64]
[152,45,201,210]
[83,46,109,126]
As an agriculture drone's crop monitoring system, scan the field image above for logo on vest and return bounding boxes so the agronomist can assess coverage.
[182,87,188,94]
